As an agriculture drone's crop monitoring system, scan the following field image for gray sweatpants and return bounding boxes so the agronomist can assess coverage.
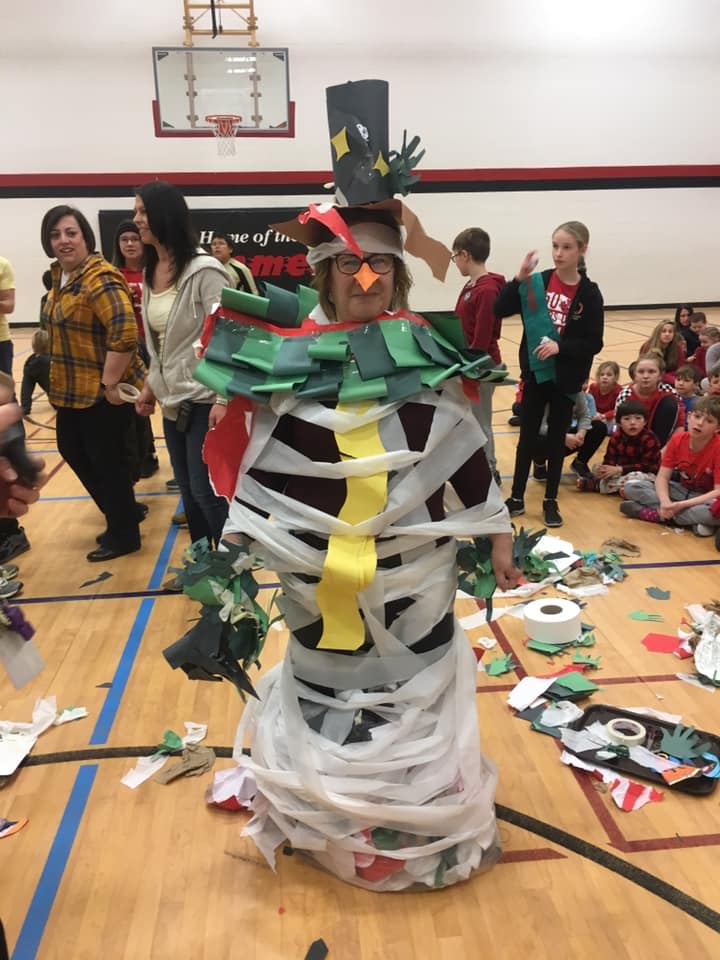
[623,478,720,526]
[471,381,496,474]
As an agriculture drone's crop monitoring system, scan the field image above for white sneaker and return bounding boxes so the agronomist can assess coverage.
[693,523,714,537]
[0,576,22,599]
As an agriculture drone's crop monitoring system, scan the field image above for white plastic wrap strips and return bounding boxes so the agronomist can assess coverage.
[224,381,510,890]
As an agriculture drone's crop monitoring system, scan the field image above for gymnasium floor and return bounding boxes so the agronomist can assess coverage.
[1,311,720,959]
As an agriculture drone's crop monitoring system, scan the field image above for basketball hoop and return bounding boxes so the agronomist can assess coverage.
[206,114,243,156]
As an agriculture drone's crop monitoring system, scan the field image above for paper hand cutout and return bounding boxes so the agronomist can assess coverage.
[660,724,712,761]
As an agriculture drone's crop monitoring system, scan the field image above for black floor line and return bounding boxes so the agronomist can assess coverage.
[14,746,720,932]
[495,803,720,934]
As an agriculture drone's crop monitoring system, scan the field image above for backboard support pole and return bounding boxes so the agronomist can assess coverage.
[182,1,259,47]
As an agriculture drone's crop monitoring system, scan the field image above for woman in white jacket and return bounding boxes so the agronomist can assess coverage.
[134,181,229,546]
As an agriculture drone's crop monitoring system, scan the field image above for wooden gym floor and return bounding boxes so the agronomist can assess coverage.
[2,311,720,959]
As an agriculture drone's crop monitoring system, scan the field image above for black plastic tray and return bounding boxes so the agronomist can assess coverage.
[565,704,720,796]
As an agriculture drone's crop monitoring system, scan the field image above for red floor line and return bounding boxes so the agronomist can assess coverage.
[499,848,567,863]
[489,618,528,679]
[621,834,720,853]
[45,458,66,483]
[567,760,628,848]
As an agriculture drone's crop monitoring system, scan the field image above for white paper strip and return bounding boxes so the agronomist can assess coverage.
[506,676,556,712]
[120,754,169,789]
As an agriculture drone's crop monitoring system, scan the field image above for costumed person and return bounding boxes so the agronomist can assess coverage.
[495,221,604,527]
[164,80,520,891]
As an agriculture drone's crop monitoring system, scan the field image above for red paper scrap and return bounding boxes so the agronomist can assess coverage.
[472,648,484,663]
[641,633,681,654]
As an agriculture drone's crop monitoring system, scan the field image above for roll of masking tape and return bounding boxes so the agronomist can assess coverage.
[606,717,647,746]
[117,382,141,403]
[523,598,582,645]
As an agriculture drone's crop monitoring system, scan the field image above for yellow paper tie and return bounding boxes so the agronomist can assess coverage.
[315,403,387,650]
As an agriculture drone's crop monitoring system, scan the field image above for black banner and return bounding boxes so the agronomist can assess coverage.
[98,206,311,292]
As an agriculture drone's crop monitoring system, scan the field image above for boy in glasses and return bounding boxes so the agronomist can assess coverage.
[452,228,506,483]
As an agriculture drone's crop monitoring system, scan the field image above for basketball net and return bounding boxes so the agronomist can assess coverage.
[206,114,242,156]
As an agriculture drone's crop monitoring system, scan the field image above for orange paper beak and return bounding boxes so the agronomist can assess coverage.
[353,262,381,291]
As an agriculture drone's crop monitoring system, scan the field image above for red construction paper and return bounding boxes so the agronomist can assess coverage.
[203,396,253,501]
[641,633,681,654]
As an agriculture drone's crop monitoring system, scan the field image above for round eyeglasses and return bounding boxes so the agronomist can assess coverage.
[334,253,395,275]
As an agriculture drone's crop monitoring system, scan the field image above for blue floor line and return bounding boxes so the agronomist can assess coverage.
[88,598,155,745]
[90,517,180,744]
[11,765,98,960]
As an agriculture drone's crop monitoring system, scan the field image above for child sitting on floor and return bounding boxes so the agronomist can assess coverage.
[639,319,686,384]
[702,363,720,397]
[577,399,661,494]
[588,360,621,434]
[532,385,606,482]
[674,363,701,428]
[689,320,718,378]
[621,395,720,547]
[20,329,51,417]
[615,353,680,446]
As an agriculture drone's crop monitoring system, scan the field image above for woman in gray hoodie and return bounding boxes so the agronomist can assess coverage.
[133,181,229,547]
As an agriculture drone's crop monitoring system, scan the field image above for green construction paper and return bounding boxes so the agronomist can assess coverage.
[295,366,343,398]
[307,331,350,361]
[183,575,224,606]
[381,319,435,368]
[272,337,318,376]
[221,286,270,318]
[660,724,712,761]
[573,654,601,669]
[530,719,562,739]
[646,586,671,600]
[574,632,596,647]
[486,654,516,676]
[156,729,183,755]
[338,364,388,403]
[251,374,308,394]
[384,369,424,403]
[426,312,467,352]
[371,828,403,850]
[227,366,272,402]
[410,324,457,366]
[520,273,557,385]
[628,611,664,622]
[265,282,303,327]
[527,639,568,655]
[553,671,599,694]
[348,323,397,379]
[295,284,319,320]
[232,327,282,373]
[193,358,235,396]
[205,317,250,364]
[420,364,461,388]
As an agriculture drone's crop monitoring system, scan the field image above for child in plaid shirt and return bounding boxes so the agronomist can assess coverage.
[577,399,661,495]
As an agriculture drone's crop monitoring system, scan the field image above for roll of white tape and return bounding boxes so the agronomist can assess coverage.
[523,598,582,645]
[605,718,647,746]
[117,382,141,403]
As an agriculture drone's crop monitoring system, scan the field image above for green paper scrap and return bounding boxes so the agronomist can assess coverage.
[221,286,270,319]
[272,337,318,376]
[426,312,468,352]
[155,729,183,756]
[486,654,516,677]
[527,639,568,656]
[530,719,562,739]
[573,632,596,648]
[573,654,601,669]
[307,330,350,361]
[646,586,671,601]
[384,368,424,403]
[233,327,282,373]
[410,324,457,366]
[628,610,664,622]
[295,284,319,320]
[420,363,461,389]
[553,671,599,694]
[381,319,435,368]
[265,282,303,327]
[348,323,396,380]
[660,725,712,761]
[338,364,388,403]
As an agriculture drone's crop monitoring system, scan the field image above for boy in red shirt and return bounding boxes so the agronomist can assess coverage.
[452,227,506,484]
[621,395,720,548]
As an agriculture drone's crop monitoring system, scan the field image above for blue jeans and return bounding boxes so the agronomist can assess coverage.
[163,403,228,546]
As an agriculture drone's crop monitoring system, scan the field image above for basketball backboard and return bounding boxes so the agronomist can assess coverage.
[152,46,293,137]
